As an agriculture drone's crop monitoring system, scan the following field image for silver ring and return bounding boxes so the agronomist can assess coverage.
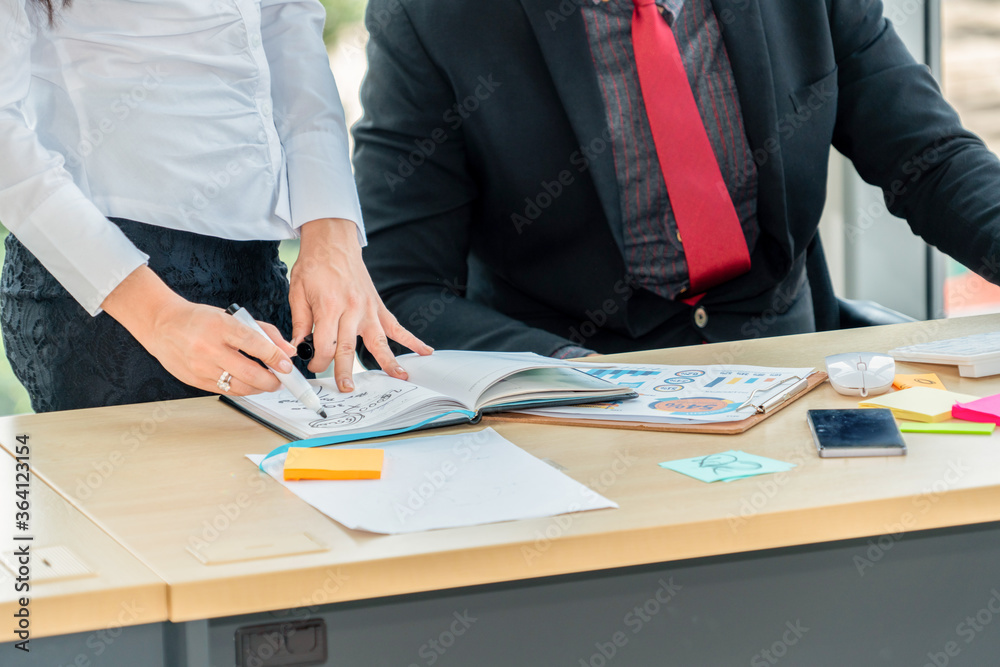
[217,371,232,392]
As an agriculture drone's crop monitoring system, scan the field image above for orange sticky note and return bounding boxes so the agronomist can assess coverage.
[892,373,946,391]
[283,448,384,481]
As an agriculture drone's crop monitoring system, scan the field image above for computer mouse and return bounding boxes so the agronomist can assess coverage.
[824,352,896,397]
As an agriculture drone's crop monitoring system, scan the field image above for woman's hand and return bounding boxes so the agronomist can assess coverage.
[289,218,432,392]
[101,266,297,396]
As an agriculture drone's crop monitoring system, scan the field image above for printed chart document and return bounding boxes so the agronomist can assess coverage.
[223,351,636,441]
[246,428,617,534]
[517,364,815,424]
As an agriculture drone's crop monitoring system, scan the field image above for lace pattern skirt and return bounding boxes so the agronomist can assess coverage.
[1,218,302,413]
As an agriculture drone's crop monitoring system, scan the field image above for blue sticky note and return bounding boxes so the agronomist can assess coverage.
[659,450,796,483]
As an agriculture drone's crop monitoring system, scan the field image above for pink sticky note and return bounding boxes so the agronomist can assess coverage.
[952,394,1000,424]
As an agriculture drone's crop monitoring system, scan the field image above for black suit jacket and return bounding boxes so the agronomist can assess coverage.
[353,0,1000,357]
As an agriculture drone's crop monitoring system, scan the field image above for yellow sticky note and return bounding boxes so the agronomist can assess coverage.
[859,387,980,423]
[283,448,384,481]
[892,373,946,391]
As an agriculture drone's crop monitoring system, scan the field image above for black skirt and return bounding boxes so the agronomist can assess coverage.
[1,218,304,413]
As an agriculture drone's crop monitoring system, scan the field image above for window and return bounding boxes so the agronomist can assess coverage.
[941,0,1000,317]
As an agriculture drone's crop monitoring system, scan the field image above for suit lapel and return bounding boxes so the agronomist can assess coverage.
[518,0,792,265]
[518,0,626,251]
[716,0,792,259]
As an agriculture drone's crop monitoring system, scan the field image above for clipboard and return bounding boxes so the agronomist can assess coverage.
[485,372,828,435]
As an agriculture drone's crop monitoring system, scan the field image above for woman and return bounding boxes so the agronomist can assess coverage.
[0,0,430,412]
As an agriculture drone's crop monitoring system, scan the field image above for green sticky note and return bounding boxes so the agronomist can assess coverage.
[898,421,995,435]
[659,450,796,483]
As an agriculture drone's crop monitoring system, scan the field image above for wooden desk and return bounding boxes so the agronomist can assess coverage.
[5,315,1000,665]
[0,448,167,646]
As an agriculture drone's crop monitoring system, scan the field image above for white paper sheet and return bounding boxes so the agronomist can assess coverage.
[247,428,617,534]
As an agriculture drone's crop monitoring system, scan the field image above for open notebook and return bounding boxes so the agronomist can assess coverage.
[222,350,636,442]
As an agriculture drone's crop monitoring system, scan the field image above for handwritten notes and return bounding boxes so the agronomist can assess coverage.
[659,451,796,483]
[892,373,946,391]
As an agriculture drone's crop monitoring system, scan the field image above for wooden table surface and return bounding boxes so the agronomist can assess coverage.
[3,314,1000,627]
[0,449,167,641]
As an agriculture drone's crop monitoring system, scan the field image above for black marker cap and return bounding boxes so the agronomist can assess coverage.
[296,333,315,361]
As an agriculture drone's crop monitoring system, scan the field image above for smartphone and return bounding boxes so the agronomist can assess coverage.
[807,409,907,458]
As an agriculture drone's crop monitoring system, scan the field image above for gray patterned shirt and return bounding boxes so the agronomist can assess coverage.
[580,0,760,299]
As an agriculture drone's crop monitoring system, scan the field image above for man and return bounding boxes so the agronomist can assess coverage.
[352,0,1000,359]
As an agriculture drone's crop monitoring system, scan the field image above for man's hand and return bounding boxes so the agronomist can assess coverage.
[289,218,433,391]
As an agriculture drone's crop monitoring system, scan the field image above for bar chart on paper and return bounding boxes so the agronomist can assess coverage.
[525,364,815,424]
[704,374,785,388]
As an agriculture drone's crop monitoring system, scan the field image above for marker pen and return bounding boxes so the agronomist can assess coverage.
[226,304,328,418]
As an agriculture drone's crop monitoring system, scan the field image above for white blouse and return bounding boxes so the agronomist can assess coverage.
[0,0,365,315]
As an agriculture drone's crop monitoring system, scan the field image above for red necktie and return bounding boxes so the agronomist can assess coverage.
[631,0,751,296]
